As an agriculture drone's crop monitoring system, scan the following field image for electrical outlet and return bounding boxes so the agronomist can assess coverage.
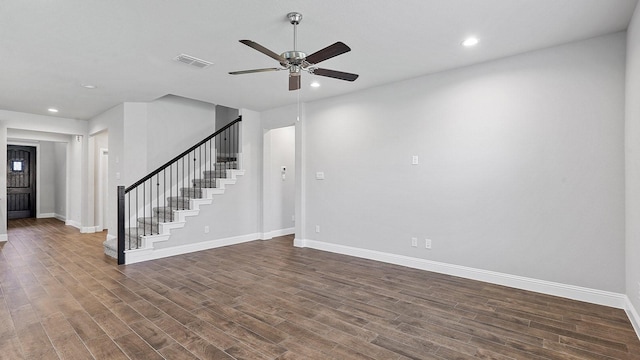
[411,237,418,247]
[315,225,320,233]
[204,226,210,234]
[291,215,295,222]
[425,239,432,249]
[412,155,419,165]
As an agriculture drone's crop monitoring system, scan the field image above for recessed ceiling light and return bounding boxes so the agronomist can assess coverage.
[310,81,320,88]
[81,84,97,89]
[48,108,59,113]
[462,37,479,47]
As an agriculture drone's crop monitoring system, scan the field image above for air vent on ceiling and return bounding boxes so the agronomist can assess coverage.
[174,54,213,68]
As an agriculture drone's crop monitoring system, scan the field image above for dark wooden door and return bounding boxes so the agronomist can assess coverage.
[7,145,36,219]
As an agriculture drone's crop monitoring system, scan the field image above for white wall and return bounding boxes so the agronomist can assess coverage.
[92,131,108,229]
[626,3,640,329]
[89,104,125,238]
[300,32,626,293]
[147,95,216,171]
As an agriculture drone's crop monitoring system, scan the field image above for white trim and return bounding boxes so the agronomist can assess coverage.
[125,233,260,264]
[37,212,56,218]
[54,213,66,222]
[625,297,640,340]
[295,239,628,309]
[65,219,81,229]
[81,227,97,234]
[0,234,7,242]
[261,227,295,240]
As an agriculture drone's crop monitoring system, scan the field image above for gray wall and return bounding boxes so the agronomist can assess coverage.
[626,5,640,318]
[53,142,67,219]
[216,105,240,131]
[301,32,626,293]
[38,141,56,215]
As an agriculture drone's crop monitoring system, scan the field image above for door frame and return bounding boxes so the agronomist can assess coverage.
[7,141,40,218]
[96,148,108,232]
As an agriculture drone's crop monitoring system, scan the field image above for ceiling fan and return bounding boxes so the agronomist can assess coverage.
[229,12,359,91]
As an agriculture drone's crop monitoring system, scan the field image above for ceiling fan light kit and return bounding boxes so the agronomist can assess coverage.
[229,12,359,91]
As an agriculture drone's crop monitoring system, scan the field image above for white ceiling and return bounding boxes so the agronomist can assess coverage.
[0,0,637,120]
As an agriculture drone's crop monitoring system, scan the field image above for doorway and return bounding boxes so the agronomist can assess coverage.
[7,145,36,219]
[262,125,296,237]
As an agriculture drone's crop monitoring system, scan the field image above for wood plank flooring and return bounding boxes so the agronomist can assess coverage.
[1,218,639,359]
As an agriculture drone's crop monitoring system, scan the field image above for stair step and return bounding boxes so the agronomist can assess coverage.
[153,207,176,220]
[213,162,238,170]
[167,196,191,210]
[192,179,217,188]
[136,216,174,229]
[180,187,204,198]
[133,222,161,233]
[217,156,237,163]
[203,169,228,178]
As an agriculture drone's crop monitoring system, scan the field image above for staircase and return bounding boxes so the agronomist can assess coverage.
[103,162,244,258]
[105,117,243,264]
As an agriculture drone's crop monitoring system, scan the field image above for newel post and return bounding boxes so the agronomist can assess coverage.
[117,185,125,265]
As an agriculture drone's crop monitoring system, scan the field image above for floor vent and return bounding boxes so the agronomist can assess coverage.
[174,54,213,68]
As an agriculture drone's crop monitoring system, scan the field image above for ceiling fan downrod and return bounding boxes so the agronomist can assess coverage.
[287,12,302,51]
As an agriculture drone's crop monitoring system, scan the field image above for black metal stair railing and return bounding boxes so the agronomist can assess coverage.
[116,116,241,264]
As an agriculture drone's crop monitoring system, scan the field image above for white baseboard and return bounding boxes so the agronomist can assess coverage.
[64,220,96,233]
[37,213,56,218]
[294,239,628,310]
[125,233,261,264]
[0,234,7,242]
[65,220,81,230]
[625,297,640,340]
[54,213,66,222]
[261,227,295,240]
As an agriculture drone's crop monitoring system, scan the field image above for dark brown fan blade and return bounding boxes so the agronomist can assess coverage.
[305,42,351,64]
[289,74,301,91]
[229,68,281,75]
[313,68,359,81]
[239,40,287,63]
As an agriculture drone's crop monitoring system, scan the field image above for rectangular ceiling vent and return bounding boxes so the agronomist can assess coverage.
[174,54,213,69]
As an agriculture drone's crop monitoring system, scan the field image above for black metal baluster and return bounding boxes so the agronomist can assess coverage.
[125,188,131,250]
[135,187,139,249]
[181,157,184,210]
[156,175,160,234]
[158,169,167,222]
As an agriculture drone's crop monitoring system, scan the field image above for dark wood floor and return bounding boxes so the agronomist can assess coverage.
[1,218,639,359]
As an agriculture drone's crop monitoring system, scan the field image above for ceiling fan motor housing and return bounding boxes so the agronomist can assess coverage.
[281,51,307,67]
